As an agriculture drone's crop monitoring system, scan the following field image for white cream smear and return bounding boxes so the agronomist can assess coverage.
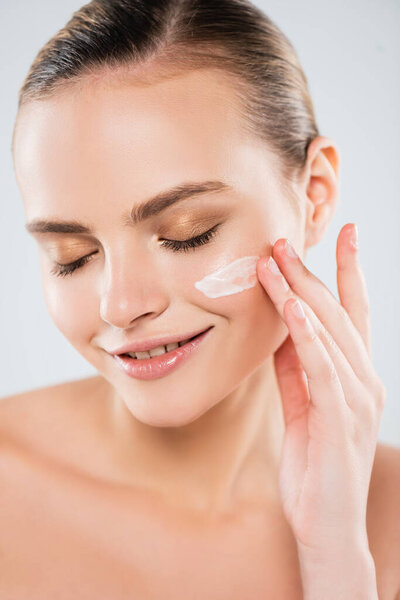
[194,255,261,298]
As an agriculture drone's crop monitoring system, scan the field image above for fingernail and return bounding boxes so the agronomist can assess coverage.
[349,224,359,250]
[267,256,281,274]
[266,257,290,290]
[291,299,306,320]
[284,239,298,259]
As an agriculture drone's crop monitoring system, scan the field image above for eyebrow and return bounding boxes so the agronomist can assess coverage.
[25,180,231,235]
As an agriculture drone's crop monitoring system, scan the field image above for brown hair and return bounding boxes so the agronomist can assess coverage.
[12,0,319,188]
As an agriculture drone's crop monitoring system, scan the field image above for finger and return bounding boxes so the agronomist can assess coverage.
[283,295,348,429]
[273,333,310,427]
[270,233,374,386]
[257,255,364,413]
[336,223,372,358]
[274,335,309,516]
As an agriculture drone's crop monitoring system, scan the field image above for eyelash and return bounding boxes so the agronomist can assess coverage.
[50,224,221,278]
[160,223,220,253]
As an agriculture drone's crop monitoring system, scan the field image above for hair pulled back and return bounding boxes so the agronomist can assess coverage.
[13,0,320,186]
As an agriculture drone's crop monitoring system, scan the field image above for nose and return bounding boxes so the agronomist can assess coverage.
[99,248,169,329]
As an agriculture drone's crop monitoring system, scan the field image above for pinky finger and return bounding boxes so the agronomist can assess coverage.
[284,297,347,417]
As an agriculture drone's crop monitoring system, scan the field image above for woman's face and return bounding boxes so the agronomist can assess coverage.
[13,68,305,427]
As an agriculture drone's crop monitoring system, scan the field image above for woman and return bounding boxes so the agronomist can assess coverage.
[2,0,399,597]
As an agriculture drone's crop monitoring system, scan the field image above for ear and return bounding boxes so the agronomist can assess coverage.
[301,136,340,249]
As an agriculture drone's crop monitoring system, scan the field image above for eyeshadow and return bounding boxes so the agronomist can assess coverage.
[158,207,228,237]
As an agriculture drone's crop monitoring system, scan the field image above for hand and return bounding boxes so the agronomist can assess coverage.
[256,223,386,556]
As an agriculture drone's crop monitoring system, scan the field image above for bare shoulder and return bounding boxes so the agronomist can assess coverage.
[0,374,105,408]
[0,375,107,450]
[367,441,400,598]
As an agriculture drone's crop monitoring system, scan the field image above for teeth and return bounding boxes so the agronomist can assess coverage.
[135,350,153,359]
[166,342,180,351]
[149,345,167,357]
[126,339,191,360]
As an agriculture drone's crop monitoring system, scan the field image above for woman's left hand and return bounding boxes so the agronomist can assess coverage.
[256,223,386,561]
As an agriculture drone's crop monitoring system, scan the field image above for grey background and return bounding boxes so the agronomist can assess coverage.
[1,0,399,446]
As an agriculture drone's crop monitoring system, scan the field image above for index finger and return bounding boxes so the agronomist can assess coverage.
[336,224,372,358]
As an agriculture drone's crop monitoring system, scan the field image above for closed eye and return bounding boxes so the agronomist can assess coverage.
[50,251,98,278]
[50,224,221,278]
[159,223,221,253]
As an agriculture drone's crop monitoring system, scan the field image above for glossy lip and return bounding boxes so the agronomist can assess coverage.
[109,326,213,355]
[112,326,213,381]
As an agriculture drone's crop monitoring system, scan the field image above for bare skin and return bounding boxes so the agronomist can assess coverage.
[0,377,399,599]
[5,66,400,598]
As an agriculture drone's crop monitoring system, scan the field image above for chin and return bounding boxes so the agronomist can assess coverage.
[118,387,220,429]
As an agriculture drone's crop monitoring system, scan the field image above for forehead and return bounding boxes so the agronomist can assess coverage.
[16,68,245,153]
[13,68,279,222]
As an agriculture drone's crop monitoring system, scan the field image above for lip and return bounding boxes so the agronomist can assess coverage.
[109,326,212,355]
[112,326,213,381]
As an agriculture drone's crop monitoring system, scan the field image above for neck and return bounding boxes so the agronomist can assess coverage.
[106,357,285,515]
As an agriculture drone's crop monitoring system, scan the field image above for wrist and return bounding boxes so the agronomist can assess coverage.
[297,540,378,600]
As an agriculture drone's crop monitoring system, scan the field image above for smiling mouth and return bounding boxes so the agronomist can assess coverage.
[119,328,212,360]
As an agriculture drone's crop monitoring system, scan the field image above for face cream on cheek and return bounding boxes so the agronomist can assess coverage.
[194,255,261,298]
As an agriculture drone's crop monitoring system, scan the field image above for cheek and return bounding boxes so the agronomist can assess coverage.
[189,253,288,364]
[171,247,261,299]
[41,275,98,349]
[194,255,260,298]
[216,277,287,354]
